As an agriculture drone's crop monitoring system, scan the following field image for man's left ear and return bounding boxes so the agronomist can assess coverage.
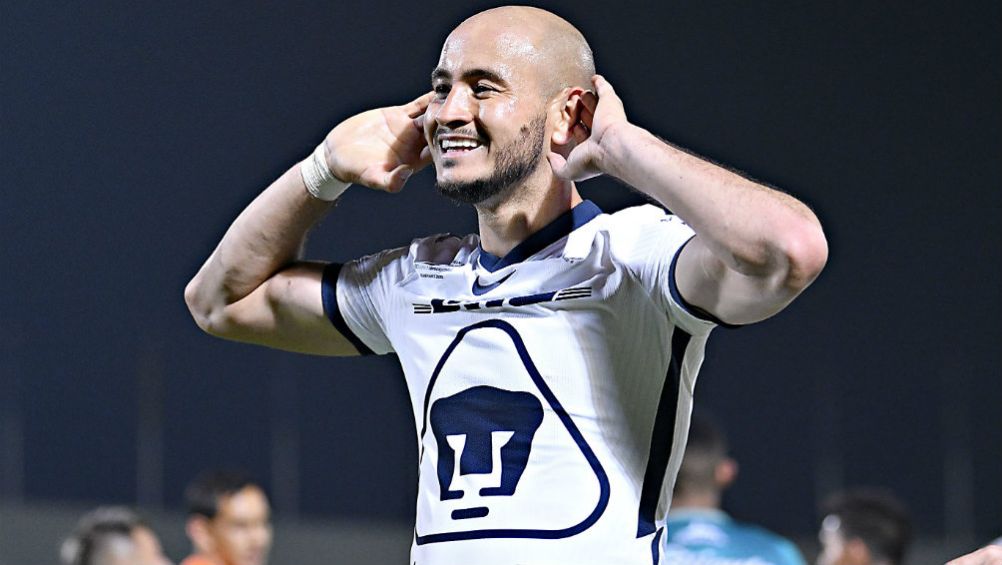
[186,515,215,554]
[715,457,739,489]
[551,87,587,146]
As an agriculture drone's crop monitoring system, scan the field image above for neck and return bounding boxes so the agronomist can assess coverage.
[475,171,582,257]
[671,490,722,510]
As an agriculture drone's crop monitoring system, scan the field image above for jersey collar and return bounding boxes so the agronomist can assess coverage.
[477,200,603,273]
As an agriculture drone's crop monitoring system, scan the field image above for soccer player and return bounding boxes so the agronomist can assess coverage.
[60,506,172,565]
[184,6,828,564]
[817,489,911,565]
[181,470,272,565]
[663,412,806,564]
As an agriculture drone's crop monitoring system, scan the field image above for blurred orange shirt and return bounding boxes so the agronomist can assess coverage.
[180,556,217,565]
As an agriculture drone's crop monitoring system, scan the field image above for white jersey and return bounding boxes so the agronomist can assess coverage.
[323,201,718,565]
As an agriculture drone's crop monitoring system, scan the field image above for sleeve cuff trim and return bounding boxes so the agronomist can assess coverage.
[322,262,377,355]
[668,236,743,330]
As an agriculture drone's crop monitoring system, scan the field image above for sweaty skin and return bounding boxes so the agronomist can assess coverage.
[443,7,595,97]
[427,7,598,257]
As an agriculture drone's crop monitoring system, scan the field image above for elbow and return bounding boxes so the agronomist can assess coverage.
[184,278,222,336]
[778,221,828,292]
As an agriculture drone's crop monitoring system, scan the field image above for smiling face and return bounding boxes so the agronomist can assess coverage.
[424,8,595,207]
[427,27,549,205]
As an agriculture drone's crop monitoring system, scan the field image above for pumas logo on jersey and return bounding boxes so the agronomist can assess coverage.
[413,286,592,314]
[414,319,610,545]
[431,386,543,520]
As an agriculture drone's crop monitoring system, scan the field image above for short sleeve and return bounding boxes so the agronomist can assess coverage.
[321,247,409,355]
[611,206,718,337]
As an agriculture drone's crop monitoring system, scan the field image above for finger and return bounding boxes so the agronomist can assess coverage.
[591,74,628,120]
[580,91,598,117]
[573,95,596,133]
[357,164,400,192]
[546,151,570,179]
[403,91,435,118]
[550,151,589,182]
[553,145,604,182]
[592,75,618,99]
[383,164,414,193]
[578,104,594,131]
[418,145,433,168]
[571,122,590,145]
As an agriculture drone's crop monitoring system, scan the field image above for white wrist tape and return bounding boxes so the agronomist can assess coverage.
[301,141,350,201]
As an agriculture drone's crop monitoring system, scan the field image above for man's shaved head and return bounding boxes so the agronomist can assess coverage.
[427,6,596,206]
[444,6,595,98]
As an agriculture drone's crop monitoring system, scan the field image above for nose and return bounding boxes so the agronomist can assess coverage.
[435,87,475,128]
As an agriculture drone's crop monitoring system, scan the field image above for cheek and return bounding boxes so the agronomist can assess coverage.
[481,97,519,123]
[218,530,245,551]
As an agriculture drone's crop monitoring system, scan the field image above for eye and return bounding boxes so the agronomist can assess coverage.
[433,83,450,97]
[472,83,495,96]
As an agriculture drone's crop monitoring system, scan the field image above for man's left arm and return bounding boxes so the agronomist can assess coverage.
[550,75,828,325]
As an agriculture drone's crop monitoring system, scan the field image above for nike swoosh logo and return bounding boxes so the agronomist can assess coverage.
[471,271,515,296]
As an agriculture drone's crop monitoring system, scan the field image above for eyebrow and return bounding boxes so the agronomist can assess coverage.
[431,67,508,86]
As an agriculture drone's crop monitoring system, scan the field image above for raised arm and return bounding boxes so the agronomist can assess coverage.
[184,93,433,354]
[549,75,828,325]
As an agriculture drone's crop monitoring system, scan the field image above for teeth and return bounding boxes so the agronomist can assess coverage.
[440,139,481,150]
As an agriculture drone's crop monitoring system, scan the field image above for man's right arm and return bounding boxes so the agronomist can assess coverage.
[183,93,433,356]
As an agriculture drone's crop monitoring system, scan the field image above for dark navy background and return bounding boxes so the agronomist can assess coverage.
[2,0,999,538]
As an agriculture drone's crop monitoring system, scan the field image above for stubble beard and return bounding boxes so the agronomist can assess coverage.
[435,114,547,206]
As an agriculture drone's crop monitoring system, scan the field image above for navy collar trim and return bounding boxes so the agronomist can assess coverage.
[478,200,603,273]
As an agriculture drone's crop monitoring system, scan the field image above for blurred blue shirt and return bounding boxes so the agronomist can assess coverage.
[663,508,805,565]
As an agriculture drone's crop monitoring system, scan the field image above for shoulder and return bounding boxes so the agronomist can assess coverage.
[409,233,479,265]
[568,204,694,266]
[729,521,804,564]
[602,204,692,245]
[609,203,688,225]
[350,233,478,278]
[599,203,679,231]
[729,519,787,541]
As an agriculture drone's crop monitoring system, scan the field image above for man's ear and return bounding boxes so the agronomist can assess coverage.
[551,87,588,147]
[715,457,738,490]
[186,516,215,554]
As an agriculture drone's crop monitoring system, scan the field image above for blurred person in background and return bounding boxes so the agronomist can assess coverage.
[663,411,806,564]
[61,506,172,565]
[182,470,272,565]
[817,488,911,565]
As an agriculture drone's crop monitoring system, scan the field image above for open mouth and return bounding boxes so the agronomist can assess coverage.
[438,137,485,157]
